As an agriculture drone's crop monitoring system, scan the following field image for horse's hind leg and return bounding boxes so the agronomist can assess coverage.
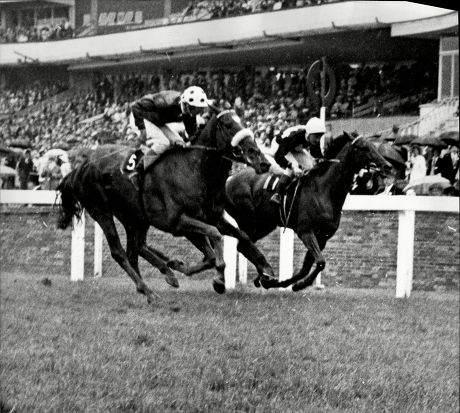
[174,215,226,294]
[181,234,216,275]
[292,231,327,292]
[87,210,157,304]
[142,244,186,276]
[139,245,179,288]
[216,217,277,289]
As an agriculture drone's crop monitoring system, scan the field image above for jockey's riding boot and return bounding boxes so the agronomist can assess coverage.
[270,193,282,205]
[270,173,291,205]
[129,161,144,191]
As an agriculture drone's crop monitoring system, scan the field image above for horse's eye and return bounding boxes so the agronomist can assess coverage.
[247,147,258,156]
[232,146,243,157]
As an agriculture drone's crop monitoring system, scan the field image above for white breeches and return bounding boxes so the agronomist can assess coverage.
[128,113,184,154]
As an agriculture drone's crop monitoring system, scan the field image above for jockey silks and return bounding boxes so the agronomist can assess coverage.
[130,90,199,139]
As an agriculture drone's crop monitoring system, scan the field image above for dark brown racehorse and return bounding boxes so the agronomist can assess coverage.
[225,132,392,291]
[57,109,277,304]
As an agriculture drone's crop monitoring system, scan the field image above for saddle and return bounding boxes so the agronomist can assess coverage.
[264,173,300,220]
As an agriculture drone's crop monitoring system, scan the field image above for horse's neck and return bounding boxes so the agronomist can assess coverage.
[193,119,233,187]
[322,149,357,208]
[194,121,217,149]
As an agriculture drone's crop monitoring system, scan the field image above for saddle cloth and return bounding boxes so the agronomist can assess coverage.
[263,174,281,192]
[120,148,144,173]
[263,174,299,194]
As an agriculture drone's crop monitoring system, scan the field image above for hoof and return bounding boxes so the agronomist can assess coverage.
[168,259,186,273]
[165,273,179,288]
[212,278,226,294]
[292,282,305,292]
[260,276,277,290]
[253,278,261,288]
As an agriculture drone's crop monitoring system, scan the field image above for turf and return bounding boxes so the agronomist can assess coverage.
[1,272,458,413]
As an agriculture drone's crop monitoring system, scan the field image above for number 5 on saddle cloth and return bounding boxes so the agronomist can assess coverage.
[120,149,145,174]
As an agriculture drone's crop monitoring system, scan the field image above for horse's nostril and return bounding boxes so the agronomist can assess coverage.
[261,162,270,172]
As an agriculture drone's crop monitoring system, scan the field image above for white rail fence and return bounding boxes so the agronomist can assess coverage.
[1,190,458,298]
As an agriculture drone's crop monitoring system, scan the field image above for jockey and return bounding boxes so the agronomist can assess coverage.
[270,116,327,204]
[125,86,209,186]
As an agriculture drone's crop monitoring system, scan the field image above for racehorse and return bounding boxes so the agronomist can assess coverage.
[57,109,277,304]
[225,132,392,291]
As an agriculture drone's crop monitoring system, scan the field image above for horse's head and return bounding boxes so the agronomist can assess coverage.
[340,132,392,174]
[197,109,270,174]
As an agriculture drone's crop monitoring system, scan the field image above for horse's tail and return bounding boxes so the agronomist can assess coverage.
[56,170,83,230]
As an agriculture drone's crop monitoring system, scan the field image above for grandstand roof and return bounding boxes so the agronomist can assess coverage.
[391,11,458,39]
[0,1,455,69]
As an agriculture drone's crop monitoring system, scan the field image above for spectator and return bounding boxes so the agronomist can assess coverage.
[427,147,441,176]
[408,145,426,183]
[16,149,35,189]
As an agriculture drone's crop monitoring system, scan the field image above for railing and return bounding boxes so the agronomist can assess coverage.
[397,98,459,137]
[223,195,459,298]
[1,190,458,298]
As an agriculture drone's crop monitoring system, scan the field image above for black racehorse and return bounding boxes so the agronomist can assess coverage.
[225,132,392,291]
[57,109,277,304]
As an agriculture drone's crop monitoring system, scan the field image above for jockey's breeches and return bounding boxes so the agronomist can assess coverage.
[144,119,183,154]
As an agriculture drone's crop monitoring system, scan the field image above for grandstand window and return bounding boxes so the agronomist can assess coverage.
[134,11,143,24]
[117,12,125,25]
[124,11,134,24]
[98,13,108,26]
[106,12,116,26]
[441,37,458,52]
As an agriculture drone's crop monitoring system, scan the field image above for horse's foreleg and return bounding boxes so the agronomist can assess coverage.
[216,217,277,289]
[88,212,158,304]
[292,231,327,292]
[139,245,179,288]
[275,250,315,289]
[174,215,226,294]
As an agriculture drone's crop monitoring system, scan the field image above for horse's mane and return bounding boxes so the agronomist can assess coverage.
[323,133,351,159]
[297,133,353,183]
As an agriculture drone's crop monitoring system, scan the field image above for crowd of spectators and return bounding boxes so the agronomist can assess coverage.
[0,20,73,43]
[0,81,68,115]
[1,60,456,194]
[183,0,333,20]
[0,0,338,43]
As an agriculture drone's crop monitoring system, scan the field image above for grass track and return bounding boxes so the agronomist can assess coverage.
[1,272,458,413]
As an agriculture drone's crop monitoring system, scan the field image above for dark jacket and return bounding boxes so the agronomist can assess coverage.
[274,128,323,169]
[131,90,198,138]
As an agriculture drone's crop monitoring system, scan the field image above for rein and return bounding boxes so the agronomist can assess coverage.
[279,158,343,228]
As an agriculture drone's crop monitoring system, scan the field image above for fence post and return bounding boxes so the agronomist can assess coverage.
[396,203,415,298]
[224,235,237,290]
[279,228,294,289]
[70,212,85,281]
[238,254,247,285]
[94,222,103,278]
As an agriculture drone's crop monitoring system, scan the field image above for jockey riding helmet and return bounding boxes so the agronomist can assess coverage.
[180,86,209,113]
[305,117,326,136]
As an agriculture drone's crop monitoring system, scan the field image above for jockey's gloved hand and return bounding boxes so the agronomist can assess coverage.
[173,140,186,148]
[292,166,303,176]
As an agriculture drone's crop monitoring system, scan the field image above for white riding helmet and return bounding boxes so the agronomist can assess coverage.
[305,117,326,135]
[181,86,208,108]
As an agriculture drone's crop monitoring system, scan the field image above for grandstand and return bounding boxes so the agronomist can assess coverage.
[0,1,458,178]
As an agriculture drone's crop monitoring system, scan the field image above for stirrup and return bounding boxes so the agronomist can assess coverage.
[128,171,140,190]
[270,193,281,204]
